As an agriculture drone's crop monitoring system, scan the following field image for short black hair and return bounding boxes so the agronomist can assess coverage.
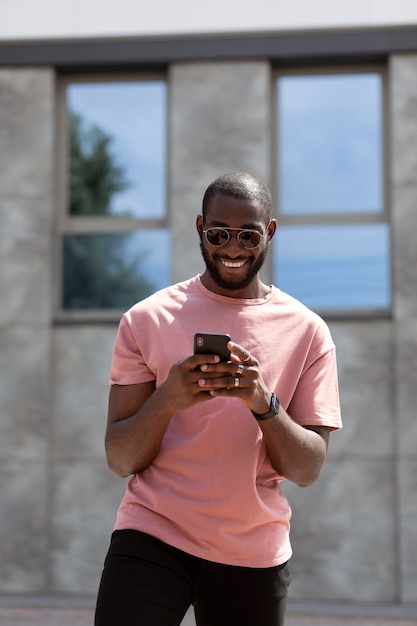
[202,171,273,224]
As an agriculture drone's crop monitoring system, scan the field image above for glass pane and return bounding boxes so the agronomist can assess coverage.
[67,81,166,218]
[63,230,171,309]
[274,224,390,310]
[278,73,383,214]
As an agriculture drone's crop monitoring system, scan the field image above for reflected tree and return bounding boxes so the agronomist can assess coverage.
[63,113,154,309]
[69,112,127,216]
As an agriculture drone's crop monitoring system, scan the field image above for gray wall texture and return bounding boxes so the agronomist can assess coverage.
[0,57,416,606]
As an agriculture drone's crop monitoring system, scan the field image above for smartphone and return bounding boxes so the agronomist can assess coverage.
[194,332,231,362]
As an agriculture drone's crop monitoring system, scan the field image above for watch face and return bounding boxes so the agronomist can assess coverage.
[271,394,280,414]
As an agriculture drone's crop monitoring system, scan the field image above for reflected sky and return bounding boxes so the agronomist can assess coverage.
[274,224,390,309]
[278,73,383,214]
[68,81,167,219]
[123,229,171,291]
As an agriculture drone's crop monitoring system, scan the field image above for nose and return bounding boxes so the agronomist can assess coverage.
[222,232,244,256]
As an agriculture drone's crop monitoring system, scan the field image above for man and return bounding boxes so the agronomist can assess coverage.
[95,172,342,626]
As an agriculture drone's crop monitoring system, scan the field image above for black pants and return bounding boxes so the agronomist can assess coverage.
[95,530,291,626]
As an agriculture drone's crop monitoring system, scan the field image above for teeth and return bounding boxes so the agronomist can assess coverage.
[222,260,245,268]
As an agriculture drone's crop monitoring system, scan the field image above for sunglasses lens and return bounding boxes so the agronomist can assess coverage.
[205,228,229,246]
[238,231,261,249]
[204,228,263,248]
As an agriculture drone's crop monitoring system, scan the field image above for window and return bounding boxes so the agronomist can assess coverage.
[274,69,390,315]
[56,75,169,320]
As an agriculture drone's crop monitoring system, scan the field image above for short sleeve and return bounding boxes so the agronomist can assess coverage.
[108,314,156,386]
[288,346,342,431]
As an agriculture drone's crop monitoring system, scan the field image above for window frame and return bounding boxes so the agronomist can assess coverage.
[54,71,169,322]
[272,64,391,319]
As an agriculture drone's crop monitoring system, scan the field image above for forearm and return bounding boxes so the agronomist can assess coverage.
[105,354,224,478]
[105,384,176,477]
[259,409,329,487]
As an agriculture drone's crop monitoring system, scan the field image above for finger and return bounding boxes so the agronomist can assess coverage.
[198,375,242,390]
[203,361,245,375]
[236,363,244,376]
[229,342,254,364]
[190,353,221,370]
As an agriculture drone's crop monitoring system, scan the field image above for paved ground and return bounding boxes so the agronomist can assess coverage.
[0,597,415,625]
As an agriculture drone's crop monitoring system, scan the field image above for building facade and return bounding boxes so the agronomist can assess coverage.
[0,1,417,609]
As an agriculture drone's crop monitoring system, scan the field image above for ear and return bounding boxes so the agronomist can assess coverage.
[196,215,203,237]
[267,219,277,242]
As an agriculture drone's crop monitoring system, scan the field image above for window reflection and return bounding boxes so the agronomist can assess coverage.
[68,81,166,219]
[63,230,171,309]
[275,224,390,310]
[278,73,383,214]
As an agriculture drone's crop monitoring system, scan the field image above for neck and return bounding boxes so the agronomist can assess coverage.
[200,272,270,299]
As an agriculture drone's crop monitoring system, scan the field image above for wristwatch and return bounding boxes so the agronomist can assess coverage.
[251,393,280,421]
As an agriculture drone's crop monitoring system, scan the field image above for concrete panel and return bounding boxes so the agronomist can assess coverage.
[0,68,54,199]
[52,326,117,460]
[390,55,417,319]
[396,320,417,457]
[283,457,397,603]
[0,324,50,459]
[50,461,127,593]
[169,61,271,283]
[0,197,53,325]
[327,321,394,458]
[0,69,54,324]
[0,462,49,592]
[398,459,417,603]
[390,55,417,187]
[391,185,417,319]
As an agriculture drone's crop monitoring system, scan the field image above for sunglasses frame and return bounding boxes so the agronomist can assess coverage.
[203,226,266,249]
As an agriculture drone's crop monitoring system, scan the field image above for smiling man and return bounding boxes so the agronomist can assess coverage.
[95,171,342,626]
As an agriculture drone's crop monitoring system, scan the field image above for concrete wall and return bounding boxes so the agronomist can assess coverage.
[0,68,55,591]
[0,56,416,606]
[390,54,417,603]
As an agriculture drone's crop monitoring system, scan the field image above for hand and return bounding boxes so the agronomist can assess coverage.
[196,341,272,415]
[158,352,225,411]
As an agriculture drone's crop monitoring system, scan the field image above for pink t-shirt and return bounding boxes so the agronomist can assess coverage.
[109,276,342,567]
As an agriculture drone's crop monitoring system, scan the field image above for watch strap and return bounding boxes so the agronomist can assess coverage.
[251,392,280,421]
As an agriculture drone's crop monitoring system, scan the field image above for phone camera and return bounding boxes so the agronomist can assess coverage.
[196,337,204,347]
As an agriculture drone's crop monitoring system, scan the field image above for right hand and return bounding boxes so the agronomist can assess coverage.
[158,352,224,411]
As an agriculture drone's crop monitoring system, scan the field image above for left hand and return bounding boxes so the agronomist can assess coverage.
[197,341,272,415]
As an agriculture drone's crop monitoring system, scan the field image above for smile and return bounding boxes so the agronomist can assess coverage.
[220,259,247,268]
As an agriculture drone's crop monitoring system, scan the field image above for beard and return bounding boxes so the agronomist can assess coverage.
[200,239,269,292]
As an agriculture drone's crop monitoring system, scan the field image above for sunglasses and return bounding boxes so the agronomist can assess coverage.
[203,227,266,249]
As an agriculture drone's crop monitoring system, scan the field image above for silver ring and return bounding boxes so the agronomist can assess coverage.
[234,377,240,388]
[243,353,252,362]
[236,363,244,376]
